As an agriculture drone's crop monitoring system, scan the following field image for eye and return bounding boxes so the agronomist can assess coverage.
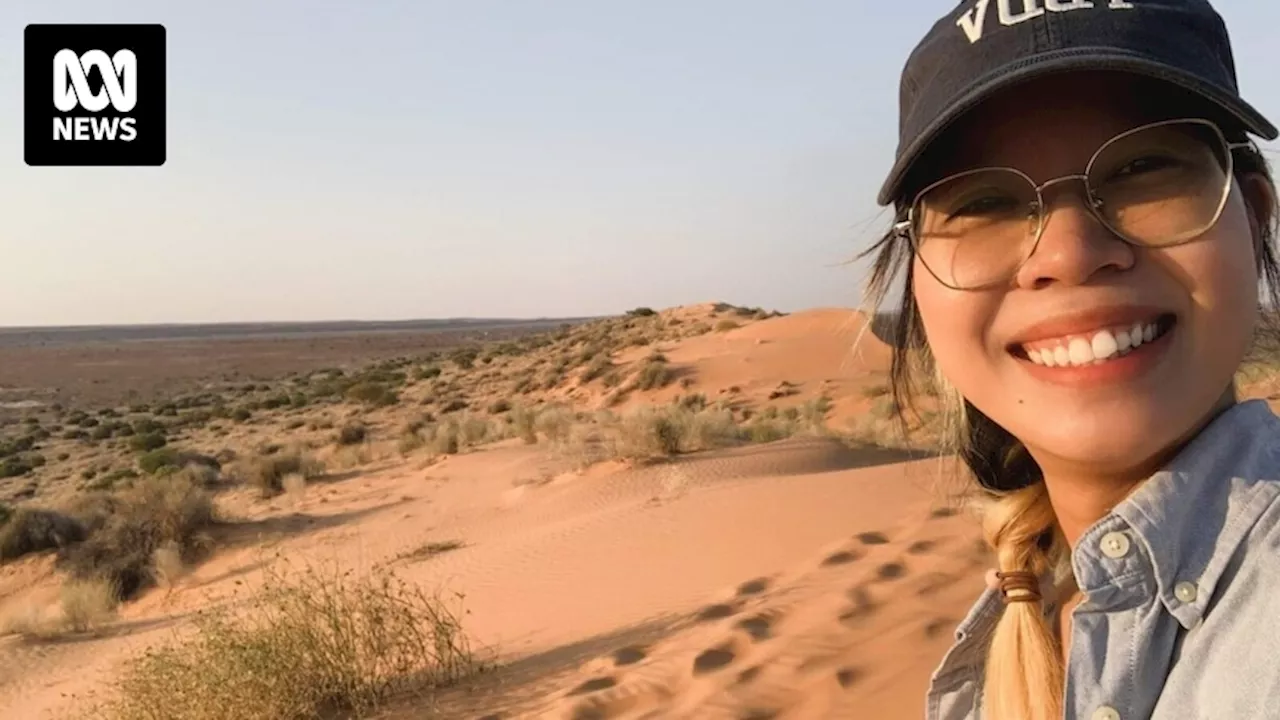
[948,194,1021,219]
[1105,154,1182,180]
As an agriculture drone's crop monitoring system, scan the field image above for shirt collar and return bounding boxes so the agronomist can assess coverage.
[1089,399,1280,629]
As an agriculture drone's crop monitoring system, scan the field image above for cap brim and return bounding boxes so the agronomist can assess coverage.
[876,48,1279,207]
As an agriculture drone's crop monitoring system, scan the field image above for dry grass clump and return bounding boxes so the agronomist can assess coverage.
[60,577,121,633]
[234,451,326,497]
[558,398,832,465]
[632,354,674,391]
[0,576,120,639]
[509,405,539,444]
[60,471,217,599]
[0,506,86,561]
[100,561,481,720]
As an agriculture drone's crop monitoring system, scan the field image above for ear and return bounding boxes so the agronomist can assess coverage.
[1239,172,1277,252]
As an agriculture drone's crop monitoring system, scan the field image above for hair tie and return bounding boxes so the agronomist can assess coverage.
[995,571,1042,605]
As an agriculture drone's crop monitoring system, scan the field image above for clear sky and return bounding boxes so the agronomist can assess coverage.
[3,1,1278,327]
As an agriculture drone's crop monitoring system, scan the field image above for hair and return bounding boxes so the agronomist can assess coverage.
[857,128,1279,720]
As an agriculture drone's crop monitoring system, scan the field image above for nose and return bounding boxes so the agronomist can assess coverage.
[1013,188,1136,290]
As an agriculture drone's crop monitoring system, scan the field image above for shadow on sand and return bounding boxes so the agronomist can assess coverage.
[379,617,684,719]
[212,499,406,548]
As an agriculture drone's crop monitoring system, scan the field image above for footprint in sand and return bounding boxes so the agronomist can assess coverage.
[835,666,861,689]
[856,530,890,545]
[820,549,860,567]
[693,640,739,675]
[736,577,771,597]
[696,602,740,623]
[907,539,937,554]
[612,645,647,667]
[876,561,908,580]
[567,676,619,696]
[736,610,780,642]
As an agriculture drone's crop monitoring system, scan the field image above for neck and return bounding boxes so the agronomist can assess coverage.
[1036,387,1239,547]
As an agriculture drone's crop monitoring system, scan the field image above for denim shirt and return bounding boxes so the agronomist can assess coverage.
[926,399,1280,720]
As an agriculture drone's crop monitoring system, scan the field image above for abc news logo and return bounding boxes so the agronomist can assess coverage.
[25,24,166,166]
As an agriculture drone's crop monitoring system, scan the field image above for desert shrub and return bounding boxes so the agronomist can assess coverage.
[397,430,426,455]
[488,398,511,414]
[454,414,492,447]
[336,421,368,446]
[678,393,708,412]
[439,399,468,414]
[239,452,326,497]
[510,406,538,444]
[132,418,165,435]
[535,408,573,446]
[231,408,253,423]
[138,448,181,475]
[129,431,167,453]
[137,448,220,477]
[0,507,86,562]
[450,347,479,370]
[579,355,613,384]
[0,456,34,478]
[626,307,657,317]
[634,358,673,391]
[102,561,479,720]
[432,424,460,455]
[413,365,442,381]
[714,319,740,332]
[60,472,216,599]
[60,577,120,633]
[345,382,398,408]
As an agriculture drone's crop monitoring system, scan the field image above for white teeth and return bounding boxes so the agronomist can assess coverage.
[1021,321,1165,368]
[1068,337,1093,365]
[1091,330,1118,360]
[1131,323,1145,347]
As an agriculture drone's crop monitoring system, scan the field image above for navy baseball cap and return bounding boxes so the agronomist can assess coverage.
[877,0,1278,207]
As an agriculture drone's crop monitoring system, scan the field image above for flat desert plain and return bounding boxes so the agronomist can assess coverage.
[2,303,1275,719]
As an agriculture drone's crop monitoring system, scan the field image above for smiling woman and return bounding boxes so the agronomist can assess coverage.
[861,2,1280,720]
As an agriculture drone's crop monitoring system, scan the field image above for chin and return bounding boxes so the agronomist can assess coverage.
[1007,395,1210,478]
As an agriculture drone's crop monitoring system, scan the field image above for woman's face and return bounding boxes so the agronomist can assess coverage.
[911,72,1264,480]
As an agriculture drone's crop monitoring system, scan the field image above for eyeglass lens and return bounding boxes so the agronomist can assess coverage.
[910,120,1233,290]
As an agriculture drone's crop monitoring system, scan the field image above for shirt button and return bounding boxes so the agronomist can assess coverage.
[1099,531,1131,559]
[1092,706,1121,720]
[1175,581,1198,603]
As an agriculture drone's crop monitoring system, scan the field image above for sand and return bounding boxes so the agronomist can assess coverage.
[0,307,993,719]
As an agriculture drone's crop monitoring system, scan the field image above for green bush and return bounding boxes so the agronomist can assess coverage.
[129,431,167,453]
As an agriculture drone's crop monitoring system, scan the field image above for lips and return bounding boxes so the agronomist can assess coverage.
[1020,319,1173,367]
[1007,307,1178,368]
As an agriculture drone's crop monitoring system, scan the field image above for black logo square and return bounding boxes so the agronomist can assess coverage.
[24,24,166,167]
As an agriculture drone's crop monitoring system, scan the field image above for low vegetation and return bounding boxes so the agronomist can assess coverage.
[99,560,482,720]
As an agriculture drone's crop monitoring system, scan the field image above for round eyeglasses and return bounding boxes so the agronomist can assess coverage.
[894,118,1253,291]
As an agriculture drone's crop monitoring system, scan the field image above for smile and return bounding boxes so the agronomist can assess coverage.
[1014,314,1177,367]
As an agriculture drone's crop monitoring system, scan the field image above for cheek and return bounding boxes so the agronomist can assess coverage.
[911,259,1001,387]
[1161,196,1260,353]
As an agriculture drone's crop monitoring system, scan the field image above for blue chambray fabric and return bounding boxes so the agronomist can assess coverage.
[926,399,1280,720]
